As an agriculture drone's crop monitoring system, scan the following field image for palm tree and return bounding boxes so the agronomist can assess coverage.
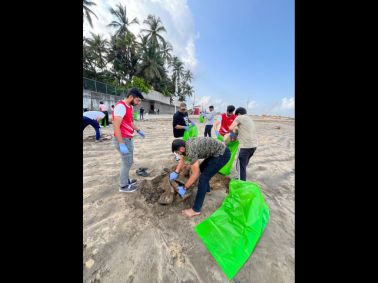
[171,56,184,97]
[108,3,139,36]
[183,70,193,83]
[160,40,173,68]
[84,33,109,71]
[141,15,167,48]
[83,0,97,28]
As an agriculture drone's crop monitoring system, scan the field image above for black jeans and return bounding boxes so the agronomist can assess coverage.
[101,111,109,126]
[193,147,231,212]
[204,125,213,137]
[238,147,257,181]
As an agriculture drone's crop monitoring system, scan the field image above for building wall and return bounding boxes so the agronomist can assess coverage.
[83,89,180,114]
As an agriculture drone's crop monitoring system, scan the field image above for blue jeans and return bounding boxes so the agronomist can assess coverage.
[193,147,231,212]
[113,138,134,187]
[83,116,100,140]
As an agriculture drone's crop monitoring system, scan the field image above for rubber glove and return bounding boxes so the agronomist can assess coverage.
[169,171,179,180]
[177,186,186,197]
[119,143,129,154]
[183,126,189,131]
[215,130,220,136]
[137,129,145,138]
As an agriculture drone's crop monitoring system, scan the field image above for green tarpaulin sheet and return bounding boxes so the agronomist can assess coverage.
[194,179,269,280]
[219,140,239,175]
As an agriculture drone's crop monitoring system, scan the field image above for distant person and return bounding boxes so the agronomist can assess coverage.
[139,106,145,120]
[203,105,215,137]
[99,101,109,128]
[228,107,258,181]
[172,102,194,138]
[83,111,105,143]
[113,88,146,193]
[111,105,115,122]
[170,137,231,217]
[157,108,160,115]
[213,105,236,138]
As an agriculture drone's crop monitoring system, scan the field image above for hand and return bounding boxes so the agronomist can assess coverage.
[183,126,189,131]
[119,143,129,155]
[169,171,179,180]
[177,186,186,197]
[191,121,196,126]
[137,129,145,138]
[230,132,236,139]
[215,130,220,136]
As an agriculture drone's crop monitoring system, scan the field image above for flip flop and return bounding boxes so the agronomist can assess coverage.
[138,167,148,171]
[136,170,149,177]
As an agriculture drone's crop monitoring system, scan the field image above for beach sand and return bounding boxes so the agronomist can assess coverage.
[83,115,294,283]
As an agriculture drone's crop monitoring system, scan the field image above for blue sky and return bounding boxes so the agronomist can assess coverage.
[84,0,294,117]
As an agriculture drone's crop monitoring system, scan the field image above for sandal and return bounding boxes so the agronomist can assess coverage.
[136,170,149,177]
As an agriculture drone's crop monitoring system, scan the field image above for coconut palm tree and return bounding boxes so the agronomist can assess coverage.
[141,15,167,48]
[108,3,139,36]
[84,33,109,71]
[83,0,97,28]
[160,40,173,67]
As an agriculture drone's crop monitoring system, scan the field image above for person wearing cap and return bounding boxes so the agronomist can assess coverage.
[213,105,236,138]
[228,107,258,181]
[170,137,231,217]
[113,88,146,193]
[172,102,194,138]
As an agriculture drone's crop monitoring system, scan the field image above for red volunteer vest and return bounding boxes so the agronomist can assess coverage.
[219,113,236,136]
[113,100,134,138]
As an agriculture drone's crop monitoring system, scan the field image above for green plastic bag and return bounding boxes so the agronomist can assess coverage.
[219,140,239,175]
[133,112,138,121]
[182,124,199,141]
[216,134,224,142]
[194,179,270,280]
[199,115,205,123]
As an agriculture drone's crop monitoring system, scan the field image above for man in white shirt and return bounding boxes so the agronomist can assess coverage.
[203,105,215,137]
[83,110,105,143]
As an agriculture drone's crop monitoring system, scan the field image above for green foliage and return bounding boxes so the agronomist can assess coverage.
[127,76,150,93]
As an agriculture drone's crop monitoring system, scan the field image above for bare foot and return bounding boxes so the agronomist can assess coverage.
[182,208,201,218]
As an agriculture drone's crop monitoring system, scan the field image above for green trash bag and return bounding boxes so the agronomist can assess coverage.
[219,140,239,175]
[194,179,270,280]
[216,134,224,142]
[133,112,138,121]
[182,124,199,141]
[199,115,205,123]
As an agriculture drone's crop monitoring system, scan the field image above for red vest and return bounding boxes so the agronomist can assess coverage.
[219,113,236,136]
[113,100,134,138]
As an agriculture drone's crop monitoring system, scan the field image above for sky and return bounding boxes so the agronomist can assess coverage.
[84,0,294,117]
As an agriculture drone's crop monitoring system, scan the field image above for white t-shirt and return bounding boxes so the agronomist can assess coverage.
[113,103,132,118]
[83,111,105,120]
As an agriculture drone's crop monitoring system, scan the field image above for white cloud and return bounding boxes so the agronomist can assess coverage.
[83,0,198,71]
[280,97,294,110]
[247,100,257,109]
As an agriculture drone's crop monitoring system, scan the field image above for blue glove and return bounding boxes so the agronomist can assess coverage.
[230,132,236,139]
[137,129,145,138]
[119,143,129,154]
[215,130,220,136]
[191,121,196,126]
[177,186,186,197]
[169,171,179,180]
[183,126,189,131]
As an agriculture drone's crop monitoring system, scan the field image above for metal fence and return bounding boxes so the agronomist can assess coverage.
[83,77,125,96]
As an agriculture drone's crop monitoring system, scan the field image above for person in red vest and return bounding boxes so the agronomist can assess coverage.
[213,105,236,138]
[113,88,145,193]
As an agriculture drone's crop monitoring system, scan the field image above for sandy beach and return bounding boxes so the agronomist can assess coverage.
[83,115,294,283]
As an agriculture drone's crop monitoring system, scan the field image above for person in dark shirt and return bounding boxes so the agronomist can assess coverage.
[172,102,194,138]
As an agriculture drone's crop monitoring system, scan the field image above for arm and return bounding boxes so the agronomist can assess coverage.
[113,116,124,144]
[213,116,221,131]
[185,160,200,189]
[229,120,238,132]
[174,157,185,173]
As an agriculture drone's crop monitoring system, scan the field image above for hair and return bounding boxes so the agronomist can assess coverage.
[227,105,235,113]
[209,105,214,109]
[100,101,103,104]
[127,88,144,99]
[171,139,186,152]
[111,105,114,108]
[235,107,247,115]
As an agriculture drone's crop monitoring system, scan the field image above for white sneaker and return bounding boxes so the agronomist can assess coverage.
[119,184,138,193]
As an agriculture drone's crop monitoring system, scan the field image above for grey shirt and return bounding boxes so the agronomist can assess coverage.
[234,115,258,148]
